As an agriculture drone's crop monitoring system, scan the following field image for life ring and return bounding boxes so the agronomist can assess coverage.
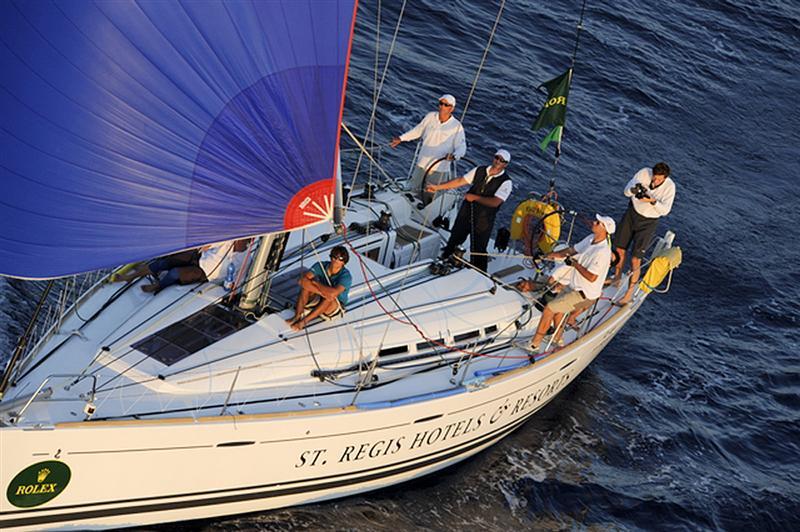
[510,199,561,253]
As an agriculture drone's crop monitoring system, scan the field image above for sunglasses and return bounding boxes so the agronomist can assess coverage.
[494,155,507,163]
[438,101,453,107]
[331,255,345,262]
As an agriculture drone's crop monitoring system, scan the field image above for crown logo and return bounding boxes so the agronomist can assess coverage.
[37,468,51,483]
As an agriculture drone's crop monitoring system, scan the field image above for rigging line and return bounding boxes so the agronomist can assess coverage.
[301,236,335,379]
[298,231,363,391]
[306,237,365,384]
[342,122,402,191]
[460,0,507,123]
[99,250,283,356]
[226,238,254,305]
[368,0,382,185]
[548,0,587,172]
[341,231,531,362]
[87,258,284,383]
[14,277,140,384]
[346,0,408,205]
[136,273,477,383]
[570,0,589,68]
[0,280,55,396]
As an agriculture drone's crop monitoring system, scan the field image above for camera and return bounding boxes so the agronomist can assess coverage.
[631,183,649,200]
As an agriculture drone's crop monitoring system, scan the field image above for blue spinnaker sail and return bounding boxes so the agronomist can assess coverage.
[0,0,357,279]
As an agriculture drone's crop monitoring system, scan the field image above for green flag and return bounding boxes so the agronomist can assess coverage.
[539,125,563,152]
[532,69,572,156]
[532,68,572,135]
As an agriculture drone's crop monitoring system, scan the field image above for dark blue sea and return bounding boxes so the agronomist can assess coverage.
[2,0,799,530]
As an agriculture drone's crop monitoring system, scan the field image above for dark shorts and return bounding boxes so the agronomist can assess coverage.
[613,205,659,259]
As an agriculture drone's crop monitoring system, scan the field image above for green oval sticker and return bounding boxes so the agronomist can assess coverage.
[6,460,71,508]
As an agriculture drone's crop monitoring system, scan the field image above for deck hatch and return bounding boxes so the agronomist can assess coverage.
[132,304,252,366]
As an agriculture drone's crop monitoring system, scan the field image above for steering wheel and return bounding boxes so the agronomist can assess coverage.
[420,156,478,198]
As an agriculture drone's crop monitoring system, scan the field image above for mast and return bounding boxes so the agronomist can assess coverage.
[333,152,345,230]
[238,233,289,313]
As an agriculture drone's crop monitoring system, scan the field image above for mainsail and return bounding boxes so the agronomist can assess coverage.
[0,1,357,279]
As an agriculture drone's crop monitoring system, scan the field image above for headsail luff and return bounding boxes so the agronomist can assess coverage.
[0,0,357,279]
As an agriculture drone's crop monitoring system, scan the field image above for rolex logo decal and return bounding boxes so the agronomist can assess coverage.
[6,460,71,508]
[37,467,51,483]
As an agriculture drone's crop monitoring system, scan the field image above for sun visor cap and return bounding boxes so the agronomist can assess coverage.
[596,214,616,234]
[494,149,511,163]
[439,94,456,107]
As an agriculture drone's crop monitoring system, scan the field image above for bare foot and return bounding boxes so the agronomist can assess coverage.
[290,319,306,332]
[141,283,159,293]
[286,315,300,327]
[615,294,632,306]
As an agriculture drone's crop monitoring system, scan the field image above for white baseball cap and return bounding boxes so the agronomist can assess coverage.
[439,94,456,107]
[595,214,616,234]
[494,149,511,163]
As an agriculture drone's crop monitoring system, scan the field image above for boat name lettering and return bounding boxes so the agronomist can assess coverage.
[294,374,570,469]
[408,414,485,450]
[491,374,571,424]
[339,436,406,463]
[295,449,329,468]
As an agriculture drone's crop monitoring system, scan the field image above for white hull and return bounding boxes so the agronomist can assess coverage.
[0,298,639,530]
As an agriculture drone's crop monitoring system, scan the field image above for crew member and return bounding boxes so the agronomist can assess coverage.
[116,239,249,293]
[287,245,352,331]
[427,149,513,272]
[611,162,676,305]
[390,93,467,204]
[530,214,615,350]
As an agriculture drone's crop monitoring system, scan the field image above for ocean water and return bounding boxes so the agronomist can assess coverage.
[2,0,799,530]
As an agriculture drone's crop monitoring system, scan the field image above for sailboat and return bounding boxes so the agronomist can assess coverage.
[0,2,679,530]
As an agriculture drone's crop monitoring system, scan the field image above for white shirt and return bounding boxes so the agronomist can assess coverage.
[624,167,676,218]
[566,234,612,300]
[463,166,513,201]
[199,240,244,282]
[399,111,467,172]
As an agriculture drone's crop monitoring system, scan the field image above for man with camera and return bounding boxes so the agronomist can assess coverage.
[611,162,676,305]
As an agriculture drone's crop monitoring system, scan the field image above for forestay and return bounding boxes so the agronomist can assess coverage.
[0,0,357,279]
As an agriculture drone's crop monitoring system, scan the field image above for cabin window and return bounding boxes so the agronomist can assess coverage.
[416,338,444,351]
[484,325,498,334]
[453,330,480,343]
[378,345,409,357]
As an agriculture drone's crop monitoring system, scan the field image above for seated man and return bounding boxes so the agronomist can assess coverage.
[117,239,249,293]
[288,245,352,331]
[199,238,251,284]
[530,214,615,351]
[116,249,206,293]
